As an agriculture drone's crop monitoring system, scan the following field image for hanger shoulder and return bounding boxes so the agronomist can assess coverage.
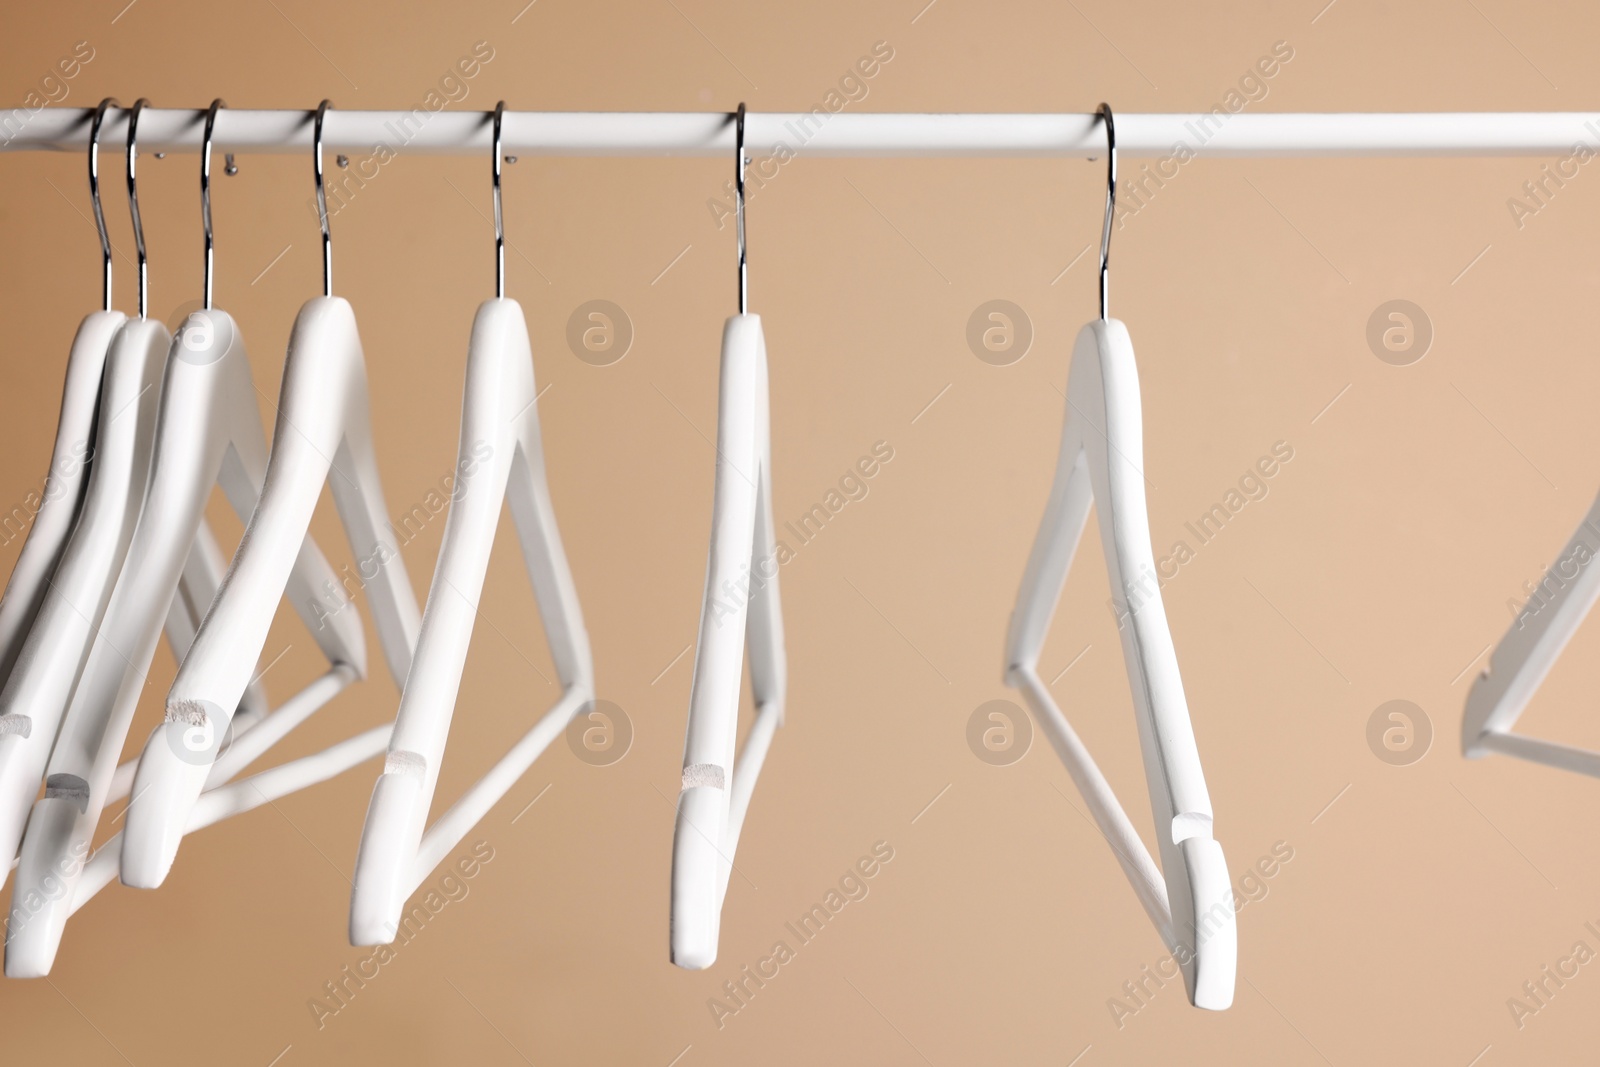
[166,299,362,717]
[203,311,367,674]
[0,320,167,870]
[0,311,124,687]
[743,328,785,713]
[1084,320,1214,830]
[500,303,591,695]
[119,297,413,891]
[170,519,270,727]
[1080,319,1232,1009]
[720,329,785,899]
[326,412,421,689]
[1004,374,1094,683]
[682,314,764,776]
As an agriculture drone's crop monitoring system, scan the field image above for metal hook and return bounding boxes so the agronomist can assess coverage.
[88,98,118,313]
[492,101,505,299]
[201,99,226,310]
[314,100,333,298]
[735,102,747,314]
[1096,102,1116,322]
[127,98,149,321]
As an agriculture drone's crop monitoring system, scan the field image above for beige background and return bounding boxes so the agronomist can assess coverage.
[0,0,1597,1063]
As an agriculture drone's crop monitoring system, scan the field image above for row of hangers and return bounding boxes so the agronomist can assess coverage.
[0,96,793,982]
[0,97,1239,1013]
[1,97,595,977]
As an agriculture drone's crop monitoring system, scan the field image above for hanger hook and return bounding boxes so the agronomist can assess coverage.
[127,98,149,321]
[492,101,505,299]
[314,100,333,298]
[201,99,226,310]
[1097,102,1116,322]
[88,98,119,313]
[735,103,747,315]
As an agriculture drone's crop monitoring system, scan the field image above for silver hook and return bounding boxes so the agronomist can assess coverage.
[1096,102,1116,322]
[88,98,118,313]
[201,99,225,310]
[492,101,505,299]
[127,98,149,321]
[735,102,747,315]
[314,100,333,298]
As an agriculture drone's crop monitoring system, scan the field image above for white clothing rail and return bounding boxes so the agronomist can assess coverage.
[0,109,1595,158]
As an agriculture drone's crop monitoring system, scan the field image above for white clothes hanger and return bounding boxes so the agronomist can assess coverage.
[0,309,121,681]
[0,101,180,888]
[1463,493,1600,776]
[0,103,127,691]
[671,104,787,971]
[348,104,592,944]
[1002,105,1235,1011]
[117,101,423,888]
[3,103,373,976]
